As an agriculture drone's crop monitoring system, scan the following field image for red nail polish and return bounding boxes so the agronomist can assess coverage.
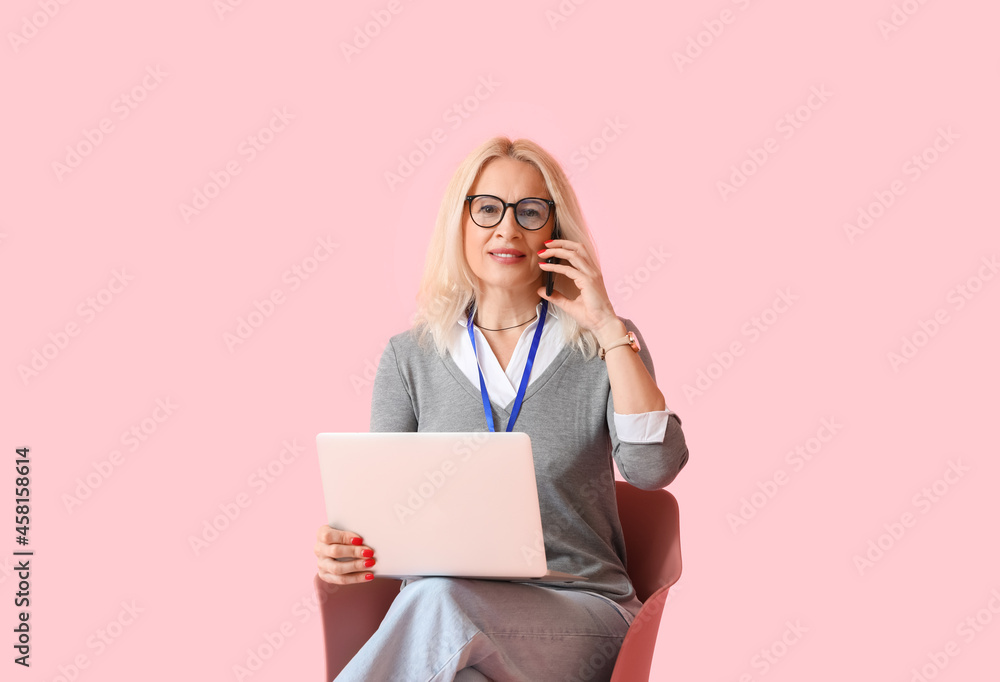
[537,249,546,255]
[364,559,375,567]
[365,573,374,581]
[351,537,363,546]
[362,549,374,557]
[544,239,554,244]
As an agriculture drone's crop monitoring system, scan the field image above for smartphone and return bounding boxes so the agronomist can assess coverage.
[545,223,560,297]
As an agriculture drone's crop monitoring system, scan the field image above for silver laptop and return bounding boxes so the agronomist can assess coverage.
[316,432,586,583]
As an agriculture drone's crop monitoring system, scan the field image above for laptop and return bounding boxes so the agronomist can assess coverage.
[316,432,586,583]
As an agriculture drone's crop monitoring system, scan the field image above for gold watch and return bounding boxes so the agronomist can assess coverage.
[599,331,640,361]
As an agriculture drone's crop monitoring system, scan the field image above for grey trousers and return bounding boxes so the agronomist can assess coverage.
[334,577,642,682]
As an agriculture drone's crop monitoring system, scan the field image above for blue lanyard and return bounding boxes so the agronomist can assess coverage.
[466,299,549,432]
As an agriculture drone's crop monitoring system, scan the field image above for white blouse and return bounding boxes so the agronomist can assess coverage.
[448,301,671,443]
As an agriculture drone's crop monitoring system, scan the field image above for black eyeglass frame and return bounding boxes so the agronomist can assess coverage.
[465,194,556,231]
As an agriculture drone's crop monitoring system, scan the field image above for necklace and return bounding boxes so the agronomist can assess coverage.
[473,312,538,332]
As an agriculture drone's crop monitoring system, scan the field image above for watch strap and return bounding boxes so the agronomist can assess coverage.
[599,331,639,361]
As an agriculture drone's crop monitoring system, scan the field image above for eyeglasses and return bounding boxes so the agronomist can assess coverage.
[466,194,555,231]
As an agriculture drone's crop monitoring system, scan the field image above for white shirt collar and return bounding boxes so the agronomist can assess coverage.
[449,300,563,407]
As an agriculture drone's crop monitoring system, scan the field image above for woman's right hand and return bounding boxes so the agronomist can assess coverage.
[314,525,377,584]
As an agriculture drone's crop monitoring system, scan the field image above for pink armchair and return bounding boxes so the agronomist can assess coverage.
[314,481,682,681]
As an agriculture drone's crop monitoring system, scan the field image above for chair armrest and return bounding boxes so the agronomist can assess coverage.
[314,574,401,680]
[610,584,672,682]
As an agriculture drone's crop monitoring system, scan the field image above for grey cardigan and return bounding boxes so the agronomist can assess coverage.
[370,316,690,606]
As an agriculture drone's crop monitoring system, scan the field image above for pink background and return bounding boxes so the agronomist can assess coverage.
[3,1,998,680]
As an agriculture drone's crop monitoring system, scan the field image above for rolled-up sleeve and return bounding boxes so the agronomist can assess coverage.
[607,318,689,490]
[613,409,671,444]
[370,338,418,433]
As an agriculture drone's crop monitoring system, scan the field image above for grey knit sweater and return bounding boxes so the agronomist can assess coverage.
[370,315,690,608]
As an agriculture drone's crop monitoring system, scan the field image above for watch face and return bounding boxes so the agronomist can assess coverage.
[627,331,640,352]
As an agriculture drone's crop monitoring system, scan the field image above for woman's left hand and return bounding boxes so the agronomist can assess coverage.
[537,238,620,336]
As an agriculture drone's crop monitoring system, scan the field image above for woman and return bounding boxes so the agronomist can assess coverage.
[314,136,690,681]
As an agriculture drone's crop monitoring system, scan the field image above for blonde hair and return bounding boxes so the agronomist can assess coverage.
[410,136,603,360]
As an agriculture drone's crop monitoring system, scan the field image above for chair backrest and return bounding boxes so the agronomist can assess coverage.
[613,481,682,601]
